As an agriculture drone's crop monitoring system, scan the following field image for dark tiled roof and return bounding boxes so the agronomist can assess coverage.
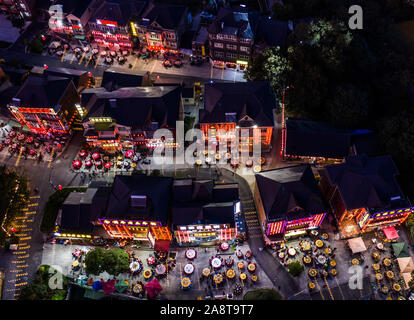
[141,3,187,29]
[324,155,410,212]
[55,0,94,17]
[60,189,99,232]
[101,71,143,91]
[208,8,256,39]
[255,165,326,222]
[285,118,351,158]
[83,86,181,128]
[0,86,19,117]
[91,0,147,26]
[14,74,73,108]
[103,174,173,225]
[172,179,239,226]
[200,82,277,126]
[44,67,88,88]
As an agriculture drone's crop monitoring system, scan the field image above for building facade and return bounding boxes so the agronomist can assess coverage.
[320,155,413,238]
[80,85,182,151]
[199,82,276,153]
[7,74,80,134]
[133,3,188,53]
[208,8,256,70]
[87,0,147,49]
[254,165,327,243]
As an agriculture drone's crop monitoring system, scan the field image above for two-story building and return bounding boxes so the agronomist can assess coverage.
[254,165,327,243]
[47,0,103,39]
[320,155,413,238]
[132,2,188,53]
[199,82,277,153]
[7,74,80,134]
[87,0,147,49]
[80,85,182,151]
[57,175,173,250]
[208,7,258,70]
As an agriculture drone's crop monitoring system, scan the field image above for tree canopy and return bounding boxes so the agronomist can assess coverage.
[85,248,129,276]
[84,247,106,275]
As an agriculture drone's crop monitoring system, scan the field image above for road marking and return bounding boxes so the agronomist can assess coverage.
[132,57,139,69]
[48,148,54,168]
[69,54,76,64]
[323,277,334,300]
[149,60,156,74]
[61,48,66,62]
[14,148,23,166]
[27,203,38,207]
[30,195,40,199]
[314,279,325,300]
[334,277,345,300]
[94,56,100,68]
[85,56,92,67]
[78,52,86,65]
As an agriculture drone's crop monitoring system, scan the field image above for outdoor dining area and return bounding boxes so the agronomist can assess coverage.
[180,246,260,295]
[72,148,141,172]
[1,128,64,160]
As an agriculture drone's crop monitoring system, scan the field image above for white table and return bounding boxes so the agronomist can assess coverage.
[211,258,222,269]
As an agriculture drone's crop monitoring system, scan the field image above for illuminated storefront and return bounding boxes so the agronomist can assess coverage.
[266,213,326,240]
[174,224,236,246]
[98,218,162,240]
[89,19,132,49]
[147,227,172,251]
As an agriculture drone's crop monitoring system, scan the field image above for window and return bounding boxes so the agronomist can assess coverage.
[225,112,237,122]
[227,52,237,59]
[215,51,224,57]
[214,42,223,48]
[240,46,249,53]
[226,44,237,50]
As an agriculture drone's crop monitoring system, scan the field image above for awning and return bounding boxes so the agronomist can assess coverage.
[347,237,367,254]
[397,257,414,273]
[383,226,399,240]
[392,242,410,258]
[144,278,163,299]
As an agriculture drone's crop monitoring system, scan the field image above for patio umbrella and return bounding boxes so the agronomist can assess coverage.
[383,227,399,240]
[102,279,116,295]
[4,138,11,145]
[92,152,100,160]
[79,150,87,158]
[26,137,34,144]
[144,278,163,299]
[392,242,410,258]
[85,160,92,168]
[397,257,414,273]
[95,160,102,167]
[115,279,128,293]
[125,150,134,158]
[104,162,111,169]
[92,281,102,291]
[72,160,82,169]
[347,237,367,254]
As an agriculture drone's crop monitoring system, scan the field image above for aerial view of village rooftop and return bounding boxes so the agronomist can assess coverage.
[0,0,414,312]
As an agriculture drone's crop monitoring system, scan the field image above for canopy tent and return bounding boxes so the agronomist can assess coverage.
[401,272,413,289]
[115,279,128,293]
[383,226,399,240]
[102,279,116,295]
[397,257,414,273]
[347,237,367,254]
[392,242,410,258]
[92,281,102,291]
[144,278,163,299]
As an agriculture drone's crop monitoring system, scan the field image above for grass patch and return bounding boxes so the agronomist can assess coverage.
[40,187,87,234]
[243,289,282,300]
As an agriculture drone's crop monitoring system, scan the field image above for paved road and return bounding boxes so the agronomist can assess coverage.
[0,132,84,299]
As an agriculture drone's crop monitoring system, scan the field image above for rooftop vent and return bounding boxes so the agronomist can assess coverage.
[131,195,147,207]
[109,98,117,108]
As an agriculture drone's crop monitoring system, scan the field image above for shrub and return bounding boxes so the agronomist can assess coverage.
[243,289,282,300]
[84,247,105,275]
[287,261,304,277]
[102,248,129,276]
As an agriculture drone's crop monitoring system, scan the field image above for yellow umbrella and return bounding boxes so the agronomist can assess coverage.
[72,261,79,267]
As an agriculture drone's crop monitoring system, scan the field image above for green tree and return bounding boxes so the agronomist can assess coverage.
[287,261,304,277]
[102,248,129,276]
[85,247,106,275]
[327,85,369,128]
